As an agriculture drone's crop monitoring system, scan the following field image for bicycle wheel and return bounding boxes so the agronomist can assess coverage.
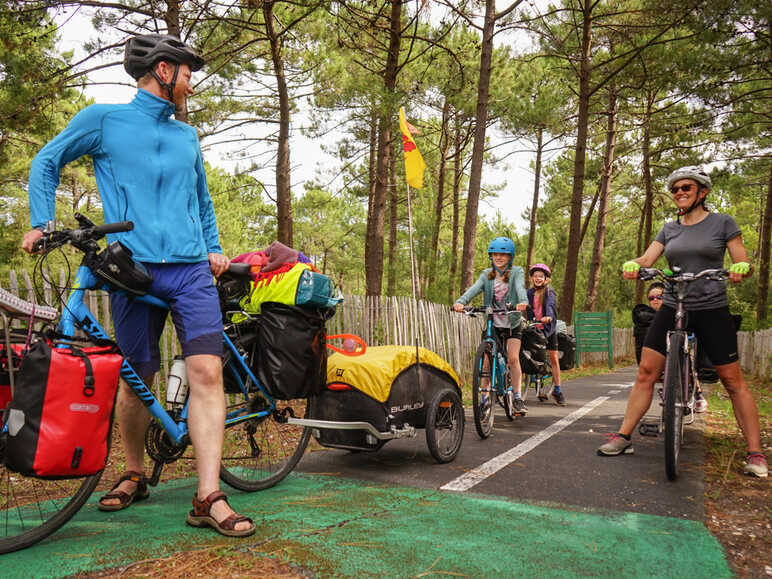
[425,387,464,463]
[664,331,687,481]
[219,351,313,491]
[503,389,515,421]
[472,342,495,439]
[0,434,103,554]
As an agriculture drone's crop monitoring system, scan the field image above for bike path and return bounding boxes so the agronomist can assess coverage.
[4,473,730,578]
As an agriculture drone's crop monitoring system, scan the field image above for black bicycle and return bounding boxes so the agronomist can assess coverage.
[636,267,728,481]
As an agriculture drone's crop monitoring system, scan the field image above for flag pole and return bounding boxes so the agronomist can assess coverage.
[405,183,420,301]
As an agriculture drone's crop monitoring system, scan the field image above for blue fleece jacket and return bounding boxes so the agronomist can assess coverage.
[28,89,221,263]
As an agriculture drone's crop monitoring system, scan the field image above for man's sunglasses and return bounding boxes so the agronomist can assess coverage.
[670,184,695,194]
[648,295,663,301]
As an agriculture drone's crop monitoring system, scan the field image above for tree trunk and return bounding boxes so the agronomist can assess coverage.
[429,98,451,292]
[584,85,617,311]
[264,1,293,245]
[525,126,543,286]
[757,160,772,324]
[365,0,401,297]
[449,115,463,303]
[558,2,593,322]
[387,145,398,296]
[638,91,654,304]
[164,0,188,123]
[460,0,496,291]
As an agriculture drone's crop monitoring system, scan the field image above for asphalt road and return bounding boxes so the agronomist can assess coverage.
[299,365,707,520]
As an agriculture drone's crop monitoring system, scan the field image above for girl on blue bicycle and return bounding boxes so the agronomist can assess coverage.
[453,237,529,414]
[526,263,566,405]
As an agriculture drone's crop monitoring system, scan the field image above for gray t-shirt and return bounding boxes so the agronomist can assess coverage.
[654,213,741,310]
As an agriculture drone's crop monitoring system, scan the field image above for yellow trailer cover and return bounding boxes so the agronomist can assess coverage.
[327,345,460,403]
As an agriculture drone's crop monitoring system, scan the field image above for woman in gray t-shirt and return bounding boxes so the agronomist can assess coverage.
[596,166,766,478]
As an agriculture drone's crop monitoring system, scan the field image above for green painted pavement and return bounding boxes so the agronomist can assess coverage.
[3,474,730,578]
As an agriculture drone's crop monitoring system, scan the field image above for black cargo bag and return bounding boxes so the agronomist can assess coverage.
[557,332,576,371]
[519,325,549,375]
[254,302,328,399]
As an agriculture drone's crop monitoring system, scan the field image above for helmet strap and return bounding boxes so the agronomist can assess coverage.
[150,62,180,103]
[676,190,707,224]
[491,256,513,276]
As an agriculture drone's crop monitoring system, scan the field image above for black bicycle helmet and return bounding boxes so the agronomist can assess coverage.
[124,34,204,80]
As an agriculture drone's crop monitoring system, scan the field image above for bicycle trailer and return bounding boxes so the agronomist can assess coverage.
[290,345,465,463]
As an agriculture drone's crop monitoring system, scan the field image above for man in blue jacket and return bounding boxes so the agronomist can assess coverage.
[21,34,254,537]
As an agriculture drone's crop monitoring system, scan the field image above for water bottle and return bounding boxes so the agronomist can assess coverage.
[166,356,188,407]
[497,352,508,383]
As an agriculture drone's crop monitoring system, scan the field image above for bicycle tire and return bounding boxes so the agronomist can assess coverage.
[425,387,464,463]
[664,331,686,481]
[472,342,495,439]
[0,436,103,554]
[219,350,313,491]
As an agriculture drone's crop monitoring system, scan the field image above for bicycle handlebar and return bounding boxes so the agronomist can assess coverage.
[33,214,134,253]
[638,267,729,283]
[454,305,520,316]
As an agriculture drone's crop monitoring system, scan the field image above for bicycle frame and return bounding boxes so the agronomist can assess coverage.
[479,308,508,397]
[59,262,274,446]
[663,278,696,418]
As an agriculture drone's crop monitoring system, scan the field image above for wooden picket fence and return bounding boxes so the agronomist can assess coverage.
[2,269,770,382]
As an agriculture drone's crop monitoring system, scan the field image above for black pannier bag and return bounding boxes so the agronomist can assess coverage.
[557,332,576,371]
[519,325,549,375]
[254,302,328,399]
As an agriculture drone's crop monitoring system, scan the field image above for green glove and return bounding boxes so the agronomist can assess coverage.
[729,262,751,275]
[622,260,640,274]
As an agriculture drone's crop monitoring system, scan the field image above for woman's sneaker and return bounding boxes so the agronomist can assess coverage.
[597,433,634,456]
[743,453,768,478]
[694,394,708,414]
[513,397,528,415]
[552,390,567,406]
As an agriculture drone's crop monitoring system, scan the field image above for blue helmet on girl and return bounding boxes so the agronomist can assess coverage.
[488,236,515,274]
[488,236,515,256]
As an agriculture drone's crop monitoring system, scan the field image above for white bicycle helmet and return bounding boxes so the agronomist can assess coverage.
[666,165,712,191]
[666,165,712,219]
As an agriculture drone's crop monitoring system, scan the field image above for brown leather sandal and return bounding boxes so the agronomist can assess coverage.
[185,490,256,537]
[97,470,150,512]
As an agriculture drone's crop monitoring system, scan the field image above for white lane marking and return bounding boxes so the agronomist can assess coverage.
[608,390,621,394]
[601,383,633,388]
[441,396,610,492]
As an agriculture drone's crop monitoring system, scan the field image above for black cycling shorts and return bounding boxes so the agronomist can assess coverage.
[545,331,558,351]
[492,325,522,348]
[642,305,738,366]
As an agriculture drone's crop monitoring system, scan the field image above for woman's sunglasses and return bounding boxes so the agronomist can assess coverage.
[670,184,695,194]
[648,295,663,302]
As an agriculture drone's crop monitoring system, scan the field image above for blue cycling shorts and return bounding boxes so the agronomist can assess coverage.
[110,261,222,378]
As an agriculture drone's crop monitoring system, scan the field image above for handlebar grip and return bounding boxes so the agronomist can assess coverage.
[95,221,134,235]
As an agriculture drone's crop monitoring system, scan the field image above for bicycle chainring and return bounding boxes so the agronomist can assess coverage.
[145,422,187,463]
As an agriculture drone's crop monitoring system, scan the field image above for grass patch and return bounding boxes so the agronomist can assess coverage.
[702,373,771,577]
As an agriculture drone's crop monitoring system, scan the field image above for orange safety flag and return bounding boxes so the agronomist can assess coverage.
[399,107,426,189]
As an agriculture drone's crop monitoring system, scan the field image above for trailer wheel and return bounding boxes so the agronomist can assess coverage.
[425,387,464,463]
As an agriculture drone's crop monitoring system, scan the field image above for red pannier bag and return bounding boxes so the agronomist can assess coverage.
[4,335,123,478]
